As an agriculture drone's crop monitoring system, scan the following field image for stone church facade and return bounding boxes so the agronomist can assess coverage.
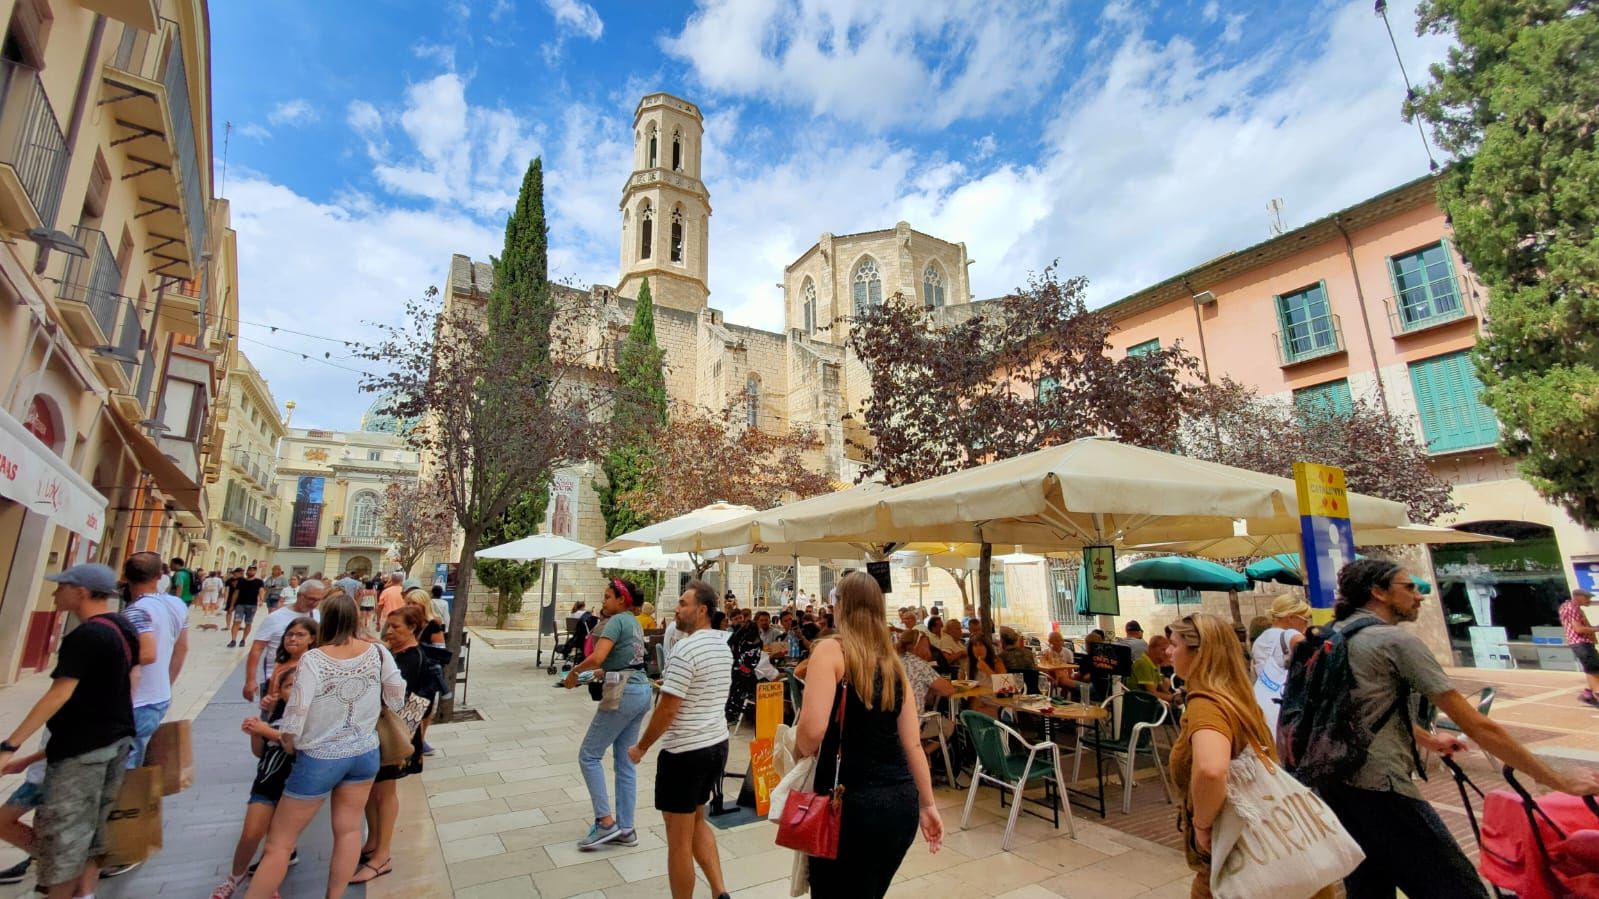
[444,92,977,626]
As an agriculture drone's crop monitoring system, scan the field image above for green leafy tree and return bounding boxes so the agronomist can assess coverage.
[475,482,549,629]
[1408,0,1599,525]
[600,277,669,539]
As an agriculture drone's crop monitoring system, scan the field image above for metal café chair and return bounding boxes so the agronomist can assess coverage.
[1071,690,1173,814]
[958,710,1076,850]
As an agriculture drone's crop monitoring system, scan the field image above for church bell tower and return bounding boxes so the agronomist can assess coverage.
[618,93,710,312]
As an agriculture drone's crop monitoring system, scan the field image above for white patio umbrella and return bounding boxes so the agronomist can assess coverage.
[602,502,757,552]
[598,545,697,571]
[1129,522,1510,559]
[475,533,596,664]
[687,438,1411,551]
[661,484,895,556]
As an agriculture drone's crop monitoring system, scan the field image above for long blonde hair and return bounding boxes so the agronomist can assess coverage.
[835,571,906,711]
[1169,612,1274,753]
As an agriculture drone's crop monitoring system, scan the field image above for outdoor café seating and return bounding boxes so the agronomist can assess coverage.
[958,710,1075,850]
[1072,690,1174,814]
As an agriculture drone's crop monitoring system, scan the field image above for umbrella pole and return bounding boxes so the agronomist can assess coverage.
[1228,589,1242,629]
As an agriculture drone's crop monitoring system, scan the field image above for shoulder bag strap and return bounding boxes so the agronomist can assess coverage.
[829,681,848,794]
[85,616,134,668]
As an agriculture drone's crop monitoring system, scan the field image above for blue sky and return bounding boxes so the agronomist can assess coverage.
[211,0,1450,429]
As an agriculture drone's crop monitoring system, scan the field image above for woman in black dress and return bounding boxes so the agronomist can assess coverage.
[353,604,431,885]
[795,571,943,898]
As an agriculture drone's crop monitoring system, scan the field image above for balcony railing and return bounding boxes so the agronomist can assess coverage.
[161,34,206,266]
[115,299,142,381]
[1383,276,1477,336]
[222,500,274,544]
[58,226,124,338]
[327,533,387,549]
[0,59,69,228]
[1274,314,1346,366]
[231,447,272,490]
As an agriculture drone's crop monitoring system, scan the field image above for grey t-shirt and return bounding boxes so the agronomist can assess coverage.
[1336,610,1453,798]
[598,611,649,685]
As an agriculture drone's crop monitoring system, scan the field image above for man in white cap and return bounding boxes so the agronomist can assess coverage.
[0,564,137,899]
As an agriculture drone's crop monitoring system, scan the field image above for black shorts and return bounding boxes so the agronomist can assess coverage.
[1572,642,1599,675]
[654,740,728,814]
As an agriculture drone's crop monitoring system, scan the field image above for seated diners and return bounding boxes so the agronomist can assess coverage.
[1039,631,1089,694]
[997,627,1038,675]
[896,630,957,762]
[1129,634,1178,703]
[933,618,967,674]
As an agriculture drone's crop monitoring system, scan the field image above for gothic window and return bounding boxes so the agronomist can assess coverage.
[646,123,658,168]
[670,207,685,263]
[802,277,817,335]
[349,491,380,539]
[851,257,882,315]
[639,202,653,260]
[922,261,946,308]
[672,128,683,171]
[745,376,760,428]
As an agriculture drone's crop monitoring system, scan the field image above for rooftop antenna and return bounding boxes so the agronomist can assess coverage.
[220,121,233,197]
[1374,0,1439,171]
[1267,198,1287,236]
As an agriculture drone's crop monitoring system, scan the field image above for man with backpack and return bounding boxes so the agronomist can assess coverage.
[1281,558,1599,898]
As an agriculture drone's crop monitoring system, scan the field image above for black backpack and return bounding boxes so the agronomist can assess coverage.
[1277,615,1425,788]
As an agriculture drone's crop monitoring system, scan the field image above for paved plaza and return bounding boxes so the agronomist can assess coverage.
[2,615,1599,897]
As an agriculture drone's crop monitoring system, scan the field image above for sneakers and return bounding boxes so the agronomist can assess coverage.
[1581,690,1599,709]
[421,741,436,756]
[577,821,623,850]
[101,862,140,878]
[248,848,298,874]
[209,874,245,899]
[227,640,237,648]
[614,828,638,847]
[0,858,30,885]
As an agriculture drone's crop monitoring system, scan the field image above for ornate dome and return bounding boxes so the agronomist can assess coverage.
[359,393,416,434]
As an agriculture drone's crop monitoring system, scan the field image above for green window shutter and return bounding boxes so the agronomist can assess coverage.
[1408,351,1499,452]
[989,571,1008,609]
[1126,338,1160,358]
[1293,379,1353,417]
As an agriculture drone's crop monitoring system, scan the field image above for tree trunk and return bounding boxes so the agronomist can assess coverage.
[978,542,994,640]
[438,526,480,722]
[1227,589,1243,629]
[495,587,509,629]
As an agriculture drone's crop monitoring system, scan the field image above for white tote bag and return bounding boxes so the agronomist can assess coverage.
[1209,743,1366,898]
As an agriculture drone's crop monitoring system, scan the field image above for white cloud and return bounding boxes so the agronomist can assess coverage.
[661,0,1072,130]
[267,98,318,127]
[490,0,514,22]
[413,41,456,69]
[545,0,603,39]
[1202,0,1220,23]
[236,123,271,141]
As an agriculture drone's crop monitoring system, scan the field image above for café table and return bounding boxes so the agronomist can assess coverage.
[988,694,1111,818]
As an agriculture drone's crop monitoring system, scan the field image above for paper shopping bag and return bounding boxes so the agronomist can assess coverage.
[145,720,193,795]
[99,766,163,866]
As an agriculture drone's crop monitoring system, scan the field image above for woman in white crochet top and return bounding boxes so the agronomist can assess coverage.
[245,594,404,899]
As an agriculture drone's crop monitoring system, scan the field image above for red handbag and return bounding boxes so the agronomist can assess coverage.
[775,683,847,859]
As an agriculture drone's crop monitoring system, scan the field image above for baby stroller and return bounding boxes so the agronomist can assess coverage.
[1443,757,1599,898]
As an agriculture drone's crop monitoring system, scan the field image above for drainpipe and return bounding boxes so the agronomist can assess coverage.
[1334,215,1392,418]
[1181,279,1213,384]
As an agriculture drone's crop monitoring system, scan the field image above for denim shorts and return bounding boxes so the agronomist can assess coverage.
[5,781,43,810]
[281,747,380,800]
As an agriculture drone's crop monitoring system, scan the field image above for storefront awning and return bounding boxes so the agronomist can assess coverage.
[0,409,107,541]
[108,409,205,517]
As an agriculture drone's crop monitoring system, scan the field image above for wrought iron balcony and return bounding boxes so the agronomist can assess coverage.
[56,226,124,344]
[1383,276,1477,336]
[1274,314,1346,366]
[0,59,69,234]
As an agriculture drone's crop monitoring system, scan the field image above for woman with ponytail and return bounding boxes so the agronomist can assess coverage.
[565,578,652,850]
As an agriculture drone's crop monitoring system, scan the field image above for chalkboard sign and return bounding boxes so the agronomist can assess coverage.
[1087,641,1132,678]
[866,561,893,594]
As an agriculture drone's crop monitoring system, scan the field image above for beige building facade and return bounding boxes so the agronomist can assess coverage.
[269,418,421,580]
[0,0,233,683]
[199,351,283,575]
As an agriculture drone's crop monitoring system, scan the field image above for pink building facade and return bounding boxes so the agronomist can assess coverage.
[1101,175,1599,668]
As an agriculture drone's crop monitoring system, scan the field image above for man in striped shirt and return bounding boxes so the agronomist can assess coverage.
[628,581,732,899]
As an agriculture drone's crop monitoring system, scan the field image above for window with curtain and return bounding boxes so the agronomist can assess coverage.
[1389,242,1462,328]
[852,257,882,315]
[1275,282,1338,362]
[349,491,380,538]
[922,262,945,308]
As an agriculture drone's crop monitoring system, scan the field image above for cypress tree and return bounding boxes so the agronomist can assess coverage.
[601,277,668,538]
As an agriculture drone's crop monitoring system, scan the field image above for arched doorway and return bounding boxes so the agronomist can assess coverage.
[347,555,373,578]
[1433,521,1566,667]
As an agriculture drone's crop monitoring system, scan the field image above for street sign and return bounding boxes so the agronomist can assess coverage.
[1574,559,1599,593]
[1294,461,1356,623]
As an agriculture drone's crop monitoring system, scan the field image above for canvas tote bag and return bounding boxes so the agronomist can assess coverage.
[1196,691,1365,898]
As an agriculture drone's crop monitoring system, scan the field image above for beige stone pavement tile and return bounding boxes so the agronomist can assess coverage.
[530,857,625,898]
[718,846,793,891]
[1136,876,1199,899]
[437,807,553,841]
[998,886,1071,899]
[945,850,1056,893]
[715,822,783,858]
[606,846,669,883]
[885,873,986,899]
[447,846,556,890]
[541,798,605,825]
[1079,849,1191,890]
[429,785,494,808]
[486,775,580,799]
[433,796,512,825]
[426,771,509,795]
[543,830,666,868]
[454,874,538,898]
[733,877,799,899]
[1011,833,1114,875]
[443,833,509,863]
[422,764,468,781]
[499,820,592,852]
[1039,863,1152,899]
[892,843,971,880]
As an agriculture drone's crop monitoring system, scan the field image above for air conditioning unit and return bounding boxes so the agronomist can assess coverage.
[1193,290,1217,306]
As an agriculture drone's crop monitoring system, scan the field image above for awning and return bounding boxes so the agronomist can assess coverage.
[0,408,107,541]
[108,409,204,516]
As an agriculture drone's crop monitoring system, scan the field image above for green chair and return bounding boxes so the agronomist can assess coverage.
[1071,690,1173,814]
[958,710,1075,850]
